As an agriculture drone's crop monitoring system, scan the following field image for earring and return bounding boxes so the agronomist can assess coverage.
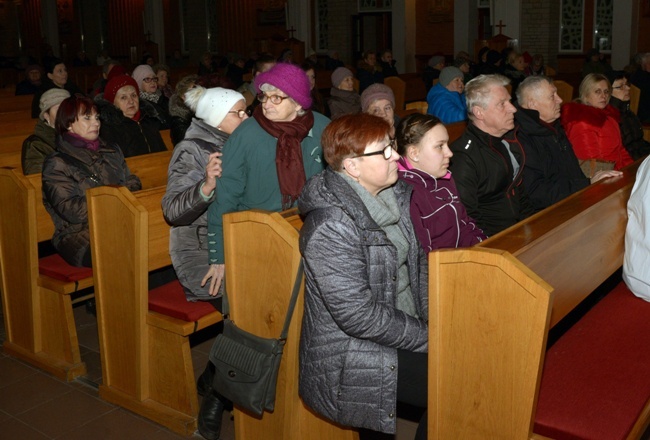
[412,157,419,162]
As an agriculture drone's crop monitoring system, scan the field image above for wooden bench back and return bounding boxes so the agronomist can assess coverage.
[0,134,29,155]
[446,120,467,144]
[223,209,358,440]
[0,118,38,138]
[0,94,32,112]
[384,76,406,111]
[1,109,33,122]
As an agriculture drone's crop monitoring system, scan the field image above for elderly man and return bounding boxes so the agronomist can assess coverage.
[449,74,533,236]
[515,75,621,212]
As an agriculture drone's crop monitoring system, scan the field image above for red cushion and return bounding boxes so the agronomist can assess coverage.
[534,282,650,440]
[38,254,93,282]
[148,280,216,322]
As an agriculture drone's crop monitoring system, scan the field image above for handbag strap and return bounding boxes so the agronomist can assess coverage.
[222,259,304,341]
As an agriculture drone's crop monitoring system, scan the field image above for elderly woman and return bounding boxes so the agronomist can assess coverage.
[97,74,167,157]
[301,61,326,115]
[426,66,467,124]
[361,82,399,137]
[153,63,173,98]
[198,62,329,440]
[132,64,170,128]
[561,73,634,172]
[356,49,384,93]
[42,95,141,267]
[327,66,361,120]
[396,113,485,251]
[168,74,199,146]
[607,70,650,160]
[299,113,428,440]
[31,57,83,118]
[22,88,70,174]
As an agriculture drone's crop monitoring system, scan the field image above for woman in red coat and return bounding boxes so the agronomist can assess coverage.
[561,73,633,172]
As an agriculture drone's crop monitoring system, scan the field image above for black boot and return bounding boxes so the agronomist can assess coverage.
[197,362,215,397]
[198,390,227,440]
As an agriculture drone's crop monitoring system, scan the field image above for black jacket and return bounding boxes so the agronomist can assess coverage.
[449,123,534,236]
[514,105,590,212]
[609,96,650,161]
[96,96,167,158]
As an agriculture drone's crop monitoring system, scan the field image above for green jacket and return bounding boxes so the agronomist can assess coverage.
[22,119,56,175]
[207,112,329,264]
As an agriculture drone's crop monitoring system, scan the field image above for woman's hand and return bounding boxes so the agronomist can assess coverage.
[202,152,222,197]
[201,263,225,296]
[591,169,623,184]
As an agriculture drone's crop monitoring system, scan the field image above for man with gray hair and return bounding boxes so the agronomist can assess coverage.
[515,75,620,212]
[449,74,533,236]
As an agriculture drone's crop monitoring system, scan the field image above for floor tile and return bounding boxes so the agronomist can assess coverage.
[17,388,114,438]
[0,371,70,416]
[79,349,103,382]
[76,321,100,352]
[58,408,165,440]
[0,355,38,388]
[0,417,49,440]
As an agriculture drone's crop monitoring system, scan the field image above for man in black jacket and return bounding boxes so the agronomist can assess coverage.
[450,74,534,236]
[515,76,620,212]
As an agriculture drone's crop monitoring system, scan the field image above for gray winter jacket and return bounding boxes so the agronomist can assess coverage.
[298,168,429,434]
[162,119,226,301]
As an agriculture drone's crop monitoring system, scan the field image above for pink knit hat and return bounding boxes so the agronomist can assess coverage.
[360,83,395,113]
[254,62,312,109]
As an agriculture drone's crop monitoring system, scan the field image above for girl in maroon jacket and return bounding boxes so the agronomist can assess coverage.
[396,113,486,251]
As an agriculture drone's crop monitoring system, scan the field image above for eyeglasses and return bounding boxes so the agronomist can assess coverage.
[228,109,251,119]
[353,139,396,160]
[612,83,630,90]
[142,77,158,83]
[257,93,290,104]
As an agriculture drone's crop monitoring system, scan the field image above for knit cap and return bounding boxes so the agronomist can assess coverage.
[254,63,312,109]
[39,88,70,120]
[331,67,354,88]
[184,86,245,128]
[104,75,139,104]
[131,64,156,88]
[428,55,445,68]
[439,66,464,87]
[360,83,395,112]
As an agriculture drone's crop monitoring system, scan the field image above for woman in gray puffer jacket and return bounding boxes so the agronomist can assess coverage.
[298,114,429,439]
[161,86,247,302]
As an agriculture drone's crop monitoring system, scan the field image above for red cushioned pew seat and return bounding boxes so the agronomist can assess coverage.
[148,279,216,322]
[534,281,650,440]
[39,254,93,282]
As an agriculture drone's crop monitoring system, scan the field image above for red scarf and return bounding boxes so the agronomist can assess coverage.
[253,105,314,210]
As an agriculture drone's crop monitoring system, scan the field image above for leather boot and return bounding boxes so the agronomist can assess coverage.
[198,390,226,440]
[197,362,215,397]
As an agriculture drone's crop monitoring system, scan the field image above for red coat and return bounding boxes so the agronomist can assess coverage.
[560,101,633,170]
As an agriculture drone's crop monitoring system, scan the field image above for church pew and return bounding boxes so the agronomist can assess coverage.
[0,150,172,381]
[445,120,467,144]
[0,109,33,122]
[0,93,32,112]
[160,128,174,151]
[86,185,222,436]
[0,151,21,169]
[428,159,650,439]
[0,118,39,137]
[0,134,30,156]
[222,209,358,440]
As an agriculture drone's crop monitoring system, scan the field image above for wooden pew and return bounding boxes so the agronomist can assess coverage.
[0,150,172,381]
[446,120,467,144]
[428,159,650,439]
[0,133,30,155]
[223,209,358,440]
[160,128,174,151]
[87,185,222,436]
[0,94,32,112]
[0,109,33,122]
[0,118,38,137]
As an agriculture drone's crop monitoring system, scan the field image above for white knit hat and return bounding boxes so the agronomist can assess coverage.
[184,86,245,128]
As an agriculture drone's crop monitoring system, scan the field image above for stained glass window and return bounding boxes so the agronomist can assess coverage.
[559,0,584,52]
[594,0,613,52]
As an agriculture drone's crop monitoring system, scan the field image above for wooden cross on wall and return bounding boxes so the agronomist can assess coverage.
[495,20,506,35]
[287,26,296,39]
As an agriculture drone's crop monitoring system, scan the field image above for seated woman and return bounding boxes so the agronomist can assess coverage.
[327,67,361,120]
[96,74,167,157]
[426,66,467,124]
[561,73,634,172]
[361,83,399,137]
[42,95,141,267]
[396,113,485,250]
[298,113,428,440]
[131,64,170,128]
[168,74,198,146]
[153,63,173,98]
[301,61,327,115]
[31,57,83,119]
[356,49,384,93]
[607,70,650,160]
[22,88,70,175]
[162,86,247,304]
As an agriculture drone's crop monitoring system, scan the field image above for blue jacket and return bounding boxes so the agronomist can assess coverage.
[426,83,467,124]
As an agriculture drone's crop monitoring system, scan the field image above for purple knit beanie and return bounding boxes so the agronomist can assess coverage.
[254,62,312,109]
[331,67,354,88]
[360,83,395,113]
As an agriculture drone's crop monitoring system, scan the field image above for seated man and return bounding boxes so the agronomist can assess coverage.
[515,75,620,212]
[426,66,467,124]
[449,74,533,236]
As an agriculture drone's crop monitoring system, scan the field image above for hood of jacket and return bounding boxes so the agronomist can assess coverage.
[169,92,193,120]
[561,101,621,128]
[182,118,229,146]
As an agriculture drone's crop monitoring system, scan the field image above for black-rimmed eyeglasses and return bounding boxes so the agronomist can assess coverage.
[142,77,158,83]
[612,83,630,90]
[257,93,290,104]
[353,139,396,160]
[228,109,251,119]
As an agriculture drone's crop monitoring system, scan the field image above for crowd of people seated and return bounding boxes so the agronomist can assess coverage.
[6,44,650,440]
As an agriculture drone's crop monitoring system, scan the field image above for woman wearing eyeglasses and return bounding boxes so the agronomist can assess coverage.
[298,113,428,440]
[197,62,328,440]
[132,64,170,128]
[561,73,633,172]
[97,74,167,157]
[361,83,400,137]
[607,70,650,160]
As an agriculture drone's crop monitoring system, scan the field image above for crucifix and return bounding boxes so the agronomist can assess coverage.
[287,26,296,39]
[144,31,152,41]
[495,20,507,35]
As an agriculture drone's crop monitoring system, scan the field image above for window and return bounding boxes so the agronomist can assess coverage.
[559,0,584,52]
[594,0,613,52]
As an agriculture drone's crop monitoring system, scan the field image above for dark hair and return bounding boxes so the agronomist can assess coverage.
[395,114,443,156]
[45,57,64,74]
[254,55,276,75]
[322,113,390,171]
[55,95,98,135]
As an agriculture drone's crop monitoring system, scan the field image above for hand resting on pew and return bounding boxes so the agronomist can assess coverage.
[202,263,225,296]
[591,169,622,183]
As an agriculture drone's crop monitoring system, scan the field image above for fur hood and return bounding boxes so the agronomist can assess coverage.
[169,92,193,120]
[561,101,621,128]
